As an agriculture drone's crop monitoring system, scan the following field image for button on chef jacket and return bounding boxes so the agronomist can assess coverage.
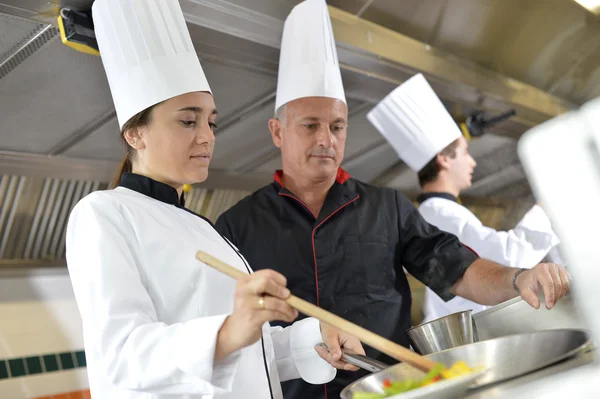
[215,168,479,399]
[417,192,560,322]
[65,173,336,399]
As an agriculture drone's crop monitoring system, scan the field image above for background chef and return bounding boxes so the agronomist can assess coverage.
[368,73,564,322]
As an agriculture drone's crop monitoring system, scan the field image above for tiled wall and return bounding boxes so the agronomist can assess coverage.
[0,271,88,398]
[0,349,86,380]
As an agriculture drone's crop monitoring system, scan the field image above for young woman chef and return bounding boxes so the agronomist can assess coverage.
[65,1,363,398]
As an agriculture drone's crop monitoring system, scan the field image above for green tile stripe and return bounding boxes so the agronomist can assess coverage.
[0,350,86,380]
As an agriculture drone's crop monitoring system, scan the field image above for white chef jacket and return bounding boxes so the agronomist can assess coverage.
[417,194,560,322]
[65,174,336,399]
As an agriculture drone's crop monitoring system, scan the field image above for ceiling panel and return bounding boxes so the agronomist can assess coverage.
[0,37,113,154]
[61,117,121,160]
[200,60,276,118]
[344,107,386,161]
[331,0,600,105]
[0,12,45,62]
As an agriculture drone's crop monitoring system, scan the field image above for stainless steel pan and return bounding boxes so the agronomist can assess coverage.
[339,329,592,399]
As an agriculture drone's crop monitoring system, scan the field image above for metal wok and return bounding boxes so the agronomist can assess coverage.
[339,329,592,399]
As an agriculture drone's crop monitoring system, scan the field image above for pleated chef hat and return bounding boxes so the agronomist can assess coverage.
[92,0,212,130]
[367,74,462,172]
[274,0,346,111]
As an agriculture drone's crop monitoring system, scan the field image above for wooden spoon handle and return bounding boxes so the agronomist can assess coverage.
[196,250,436,372]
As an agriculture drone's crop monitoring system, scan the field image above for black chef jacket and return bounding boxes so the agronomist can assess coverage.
[215,168,478,399]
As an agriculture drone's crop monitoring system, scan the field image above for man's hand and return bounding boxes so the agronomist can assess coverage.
[515,263,570,309]
[315,322,365,371]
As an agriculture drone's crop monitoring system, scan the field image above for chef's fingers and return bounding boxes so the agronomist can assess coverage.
[256,296,298,322]
[319,325,364,371]
[520,284,540,310]
[320,323,342,361]
[340,334,365,356]
[552,263,569,301]
[314,344,359,371]
[243,270,290,299]
[546,264,563,308]
[338,334,365,371]
[516,269,540,309]
[536,263,556,309]
[557,264,570,297]
[315,344,336,365]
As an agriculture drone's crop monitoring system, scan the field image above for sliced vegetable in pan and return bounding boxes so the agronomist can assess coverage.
[352,361,479,399]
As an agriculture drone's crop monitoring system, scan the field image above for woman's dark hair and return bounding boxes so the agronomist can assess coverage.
[109,105,157,189]
[417,138,460,187]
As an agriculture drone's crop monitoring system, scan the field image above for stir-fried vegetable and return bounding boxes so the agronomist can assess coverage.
[352,361,477,399]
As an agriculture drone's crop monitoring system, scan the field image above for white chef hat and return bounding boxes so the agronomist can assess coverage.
[274,0,346,112]
[92,0,212,130]
[367,73,462,172]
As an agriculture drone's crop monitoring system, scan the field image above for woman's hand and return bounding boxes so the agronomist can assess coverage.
[215,270,298,361]
[315,323,365,371]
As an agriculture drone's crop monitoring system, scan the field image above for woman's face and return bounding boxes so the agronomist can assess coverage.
[126,92,217,189]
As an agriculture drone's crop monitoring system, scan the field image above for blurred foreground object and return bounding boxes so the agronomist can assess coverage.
[518,96,600,346]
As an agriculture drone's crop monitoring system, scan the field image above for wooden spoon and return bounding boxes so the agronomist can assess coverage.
[196,250,437,372]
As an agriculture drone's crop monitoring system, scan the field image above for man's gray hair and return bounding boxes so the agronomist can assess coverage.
[274,104,287,124]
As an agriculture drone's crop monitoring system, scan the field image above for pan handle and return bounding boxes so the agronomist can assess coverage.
[316,343,390,373]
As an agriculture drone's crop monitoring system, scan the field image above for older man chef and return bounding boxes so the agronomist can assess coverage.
[215,1,570,398]
[367,74,564,322]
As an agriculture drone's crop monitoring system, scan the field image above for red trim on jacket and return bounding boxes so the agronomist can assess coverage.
[273,168,351,186]
[462,244,479,257]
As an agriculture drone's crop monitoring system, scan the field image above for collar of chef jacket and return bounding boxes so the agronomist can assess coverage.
[272,167,360,224]
[119,172,186,206]
[416,191,458,205]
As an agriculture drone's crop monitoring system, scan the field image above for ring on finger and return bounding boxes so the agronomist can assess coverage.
[258,296,265,310]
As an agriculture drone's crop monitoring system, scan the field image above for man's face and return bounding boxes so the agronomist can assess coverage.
[447,136,477,190]
[269,97,348,181]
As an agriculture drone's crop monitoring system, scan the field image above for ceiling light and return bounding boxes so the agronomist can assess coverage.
[572,0,600,15]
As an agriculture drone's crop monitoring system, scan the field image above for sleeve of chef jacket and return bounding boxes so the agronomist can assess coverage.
[269,317,336,383]
[395,192,479,301]
[65,195,241,395]
[425,203,560,269]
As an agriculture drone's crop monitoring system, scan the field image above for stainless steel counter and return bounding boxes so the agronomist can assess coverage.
[465,349,597,398]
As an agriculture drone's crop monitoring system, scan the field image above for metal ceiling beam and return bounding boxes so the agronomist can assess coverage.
[0,0,580,127]
[0,151,272,191]
[215,90,276,137]
[356,0,376,18]
[342,141,399,183]
[330,7,575,125]
[48,109,117,155]
[0,260,67,276]
[178,0,575,131]
[0,23,58,80]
